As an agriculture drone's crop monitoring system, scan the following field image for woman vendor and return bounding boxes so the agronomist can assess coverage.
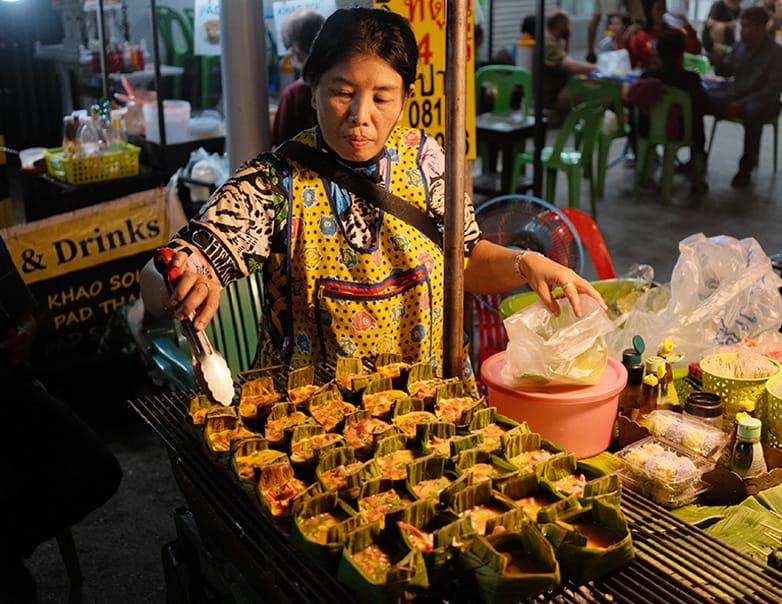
[140,7,604,388]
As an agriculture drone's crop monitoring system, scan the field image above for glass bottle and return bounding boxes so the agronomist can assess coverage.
[619,342,644,419]
[730,416,767,477]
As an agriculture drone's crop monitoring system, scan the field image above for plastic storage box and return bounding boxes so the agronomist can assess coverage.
[615,436,713,508]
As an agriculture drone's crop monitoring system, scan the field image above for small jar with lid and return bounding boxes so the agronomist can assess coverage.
[684,392,723,429]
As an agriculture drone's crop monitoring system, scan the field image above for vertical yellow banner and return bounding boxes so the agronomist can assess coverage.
[374,0,477,159]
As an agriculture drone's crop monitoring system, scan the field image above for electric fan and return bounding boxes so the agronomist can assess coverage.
[471,195,585,391]
[474,194,584,275]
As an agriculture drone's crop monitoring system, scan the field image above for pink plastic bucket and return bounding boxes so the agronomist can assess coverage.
[481,352,628,458]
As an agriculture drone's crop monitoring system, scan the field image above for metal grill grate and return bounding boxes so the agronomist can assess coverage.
[129,390,782,603]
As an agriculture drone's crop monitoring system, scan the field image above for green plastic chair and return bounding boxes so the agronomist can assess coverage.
[156,6,194,100]
[145,271,266,389]
[475,64,532,187]
[683,52,710,75]
[513,100,604,217]
[567,77,631,198]
[183,6,222,109]
[634,85,706,204]
[706,113,779,173]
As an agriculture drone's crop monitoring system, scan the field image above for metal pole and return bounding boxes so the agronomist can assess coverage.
[220,0,270,172]
[443,0,468,379]
[149,0,168,172]
[96,0,109,101]
[533,0,545,198]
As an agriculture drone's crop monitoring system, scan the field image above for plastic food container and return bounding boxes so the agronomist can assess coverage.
[646,410,729,460]
[480,352,627,458]
[143,100,191,143]
[615,437,712,508]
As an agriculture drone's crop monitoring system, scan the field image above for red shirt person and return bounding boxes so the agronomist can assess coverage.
[628,0,702,69]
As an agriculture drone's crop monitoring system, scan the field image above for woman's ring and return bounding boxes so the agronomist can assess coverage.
[562,282,575,289]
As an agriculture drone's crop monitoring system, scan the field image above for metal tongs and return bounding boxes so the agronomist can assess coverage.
[154,248,234,406]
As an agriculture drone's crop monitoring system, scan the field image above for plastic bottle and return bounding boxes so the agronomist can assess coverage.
[515,33,535,72]
[125,101,144,136]
[730,416,767,477]
[720,400,757,468]
[619,335,645,419]
[638,356,665,419]
[137,40,146,71]
[278,54,295,92]
[62,115,80,160]
[109,109,127,151]
[74,109,101,157]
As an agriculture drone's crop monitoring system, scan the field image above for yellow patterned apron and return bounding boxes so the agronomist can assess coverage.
[258,127,476,390]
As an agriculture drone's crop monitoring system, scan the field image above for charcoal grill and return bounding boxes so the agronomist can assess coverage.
[129,387,782,603]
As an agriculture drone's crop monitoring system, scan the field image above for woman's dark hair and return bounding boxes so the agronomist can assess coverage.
[302,8,419,88]
[521,15,536,36]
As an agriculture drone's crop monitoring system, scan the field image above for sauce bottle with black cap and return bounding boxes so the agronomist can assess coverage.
[619,335,645,419]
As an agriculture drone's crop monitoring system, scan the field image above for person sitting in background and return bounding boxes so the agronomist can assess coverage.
[587,1,646,62]
[629,29,708,192]
[0,234,122,603]
[628,0,701,69]
[761,0,782,38]
[597,12,641,54]
[543,10,598,125]
[708,5,782,188]
[701,0,742,58]
[270,9,325,147]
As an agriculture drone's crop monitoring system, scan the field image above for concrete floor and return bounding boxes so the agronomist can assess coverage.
[10,114,782,604]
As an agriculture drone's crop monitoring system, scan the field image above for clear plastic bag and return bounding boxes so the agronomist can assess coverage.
[597,49,631,76]
[503,294,615,386]
[606,234,782,364]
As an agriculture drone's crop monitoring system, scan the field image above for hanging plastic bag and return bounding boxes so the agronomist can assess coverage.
[503,294,615,386]
[606,233,782,364]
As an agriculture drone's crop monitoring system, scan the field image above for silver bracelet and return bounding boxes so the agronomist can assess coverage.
[514,250,543,281]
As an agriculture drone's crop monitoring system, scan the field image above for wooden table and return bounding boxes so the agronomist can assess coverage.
[474,112,541,196]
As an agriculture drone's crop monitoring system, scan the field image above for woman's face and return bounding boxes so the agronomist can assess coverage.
[608,16,626,37]
[311,53,411,163]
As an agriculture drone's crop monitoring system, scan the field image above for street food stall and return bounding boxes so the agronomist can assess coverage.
[114,1,782,602]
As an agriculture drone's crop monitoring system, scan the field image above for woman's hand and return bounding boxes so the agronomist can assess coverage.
[464,240,608,317]
[140,250,222,331]
[521,252,606,317]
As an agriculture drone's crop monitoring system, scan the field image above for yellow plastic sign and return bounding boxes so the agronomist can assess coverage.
[374,0,477,159]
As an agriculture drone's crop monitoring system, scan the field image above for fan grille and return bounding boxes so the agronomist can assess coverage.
[475,195,583,273]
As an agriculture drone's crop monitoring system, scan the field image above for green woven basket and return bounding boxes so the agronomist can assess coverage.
[765,373,782,448]
[699,352,781,432]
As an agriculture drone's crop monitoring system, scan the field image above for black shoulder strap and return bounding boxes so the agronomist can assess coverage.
[277,140,443,248]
